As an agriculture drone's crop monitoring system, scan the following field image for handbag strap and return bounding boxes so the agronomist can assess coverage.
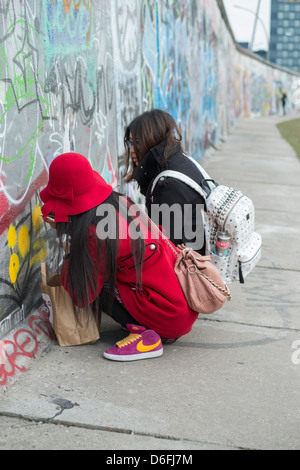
[197,271,232,300]
[136,204,231,301]
[135,203,179,256]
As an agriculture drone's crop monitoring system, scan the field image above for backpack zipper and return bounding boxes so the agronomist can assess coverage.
[238,243,262,283]
[222,194,244,231]
[238,243,262,264]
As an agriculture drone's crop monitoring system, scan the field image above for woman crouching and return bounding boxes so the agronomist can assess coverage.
[40,153,198,361]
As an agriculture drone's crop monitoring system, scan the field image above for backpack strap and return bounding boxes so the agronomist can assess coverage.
[150,154,218,199]
[150,170,208,199]
[184,154,217,193]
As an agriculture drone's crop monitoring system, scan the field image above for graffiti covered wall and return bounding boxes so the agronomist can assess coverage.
[0,0,299,336]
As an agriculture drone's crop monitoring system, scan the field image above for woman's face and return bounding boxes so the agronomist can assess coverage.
[129,132,139,167]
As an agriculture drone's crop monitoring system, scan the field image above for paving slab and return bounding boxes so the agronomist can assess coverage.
[255,210,300,271]
[0,415,230,451]
[212,267,300,330]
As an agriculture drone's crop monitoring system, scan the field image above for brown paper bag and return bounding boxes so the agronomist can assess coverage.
[40,262,100,347]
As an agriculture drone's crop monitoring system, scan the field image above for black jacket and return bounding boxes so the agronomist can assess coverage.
[133,141,206,253]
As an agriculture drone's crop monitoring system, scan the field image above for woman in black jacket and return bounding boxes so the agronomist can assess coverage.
[123,109,207,254]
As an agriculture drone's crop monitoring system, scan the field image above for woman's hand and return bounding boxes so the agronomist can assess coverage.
[42,215,56,230]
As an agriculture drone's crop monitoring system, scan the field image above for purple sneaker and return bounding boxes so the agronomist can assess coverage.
[103,324,163,361]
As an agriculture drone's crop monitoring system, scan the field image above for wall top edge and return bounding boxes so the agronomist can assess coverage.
[217,0,300,78]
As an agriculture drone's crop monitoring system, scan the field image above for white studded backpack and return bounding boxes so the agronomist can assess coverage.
[150,156,262,284]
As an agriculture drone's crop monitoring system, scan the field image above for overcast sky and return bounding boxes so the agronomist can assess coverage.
[223,0,271,51]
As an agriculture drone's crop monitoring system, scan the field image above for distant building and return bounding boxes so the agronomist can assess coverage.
[269,0,300,72]
[238,42,250,50]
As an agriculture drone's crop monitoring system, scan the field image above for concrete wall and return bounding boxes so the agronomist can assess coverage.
[0,0,299,337]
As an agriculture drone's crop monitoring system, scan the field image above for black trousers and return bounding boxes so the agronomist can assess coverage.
[98,289,140,327]
[98,290,178,343]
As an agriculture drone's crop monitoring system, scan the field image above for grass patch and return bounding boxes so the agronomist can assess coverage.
[276,118,300,161]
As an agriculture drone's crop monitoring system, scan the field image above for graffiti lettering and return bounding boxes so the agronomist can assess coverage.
[0,309,54,386]
[50,0,93,47]
[45,59,111,128]
[0,0,50,210]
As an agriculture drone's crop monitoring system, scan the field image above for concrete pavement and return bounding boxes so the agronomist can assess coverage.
[1,114,300,450]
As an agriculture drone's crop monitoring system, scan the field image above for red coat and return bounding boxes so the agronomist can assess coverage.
[62,212,198,339]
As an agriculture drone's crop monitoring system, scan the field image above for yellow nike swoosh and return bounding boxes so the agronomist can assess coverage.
[136,339,161,353]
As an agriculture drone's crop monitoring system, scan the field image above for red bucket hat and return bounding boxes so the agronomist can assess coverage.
[40,153,113,222]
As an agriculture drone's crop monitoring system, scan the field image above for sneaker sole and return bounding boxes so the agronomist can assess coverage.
[103,348,163,362]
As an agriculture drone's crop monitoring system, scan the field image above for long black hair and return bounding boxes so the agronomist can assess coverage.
[56,191,145,319]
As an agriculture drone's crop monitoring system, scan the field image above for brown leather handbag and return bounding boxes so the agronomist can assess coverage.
[173,245,232,314]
